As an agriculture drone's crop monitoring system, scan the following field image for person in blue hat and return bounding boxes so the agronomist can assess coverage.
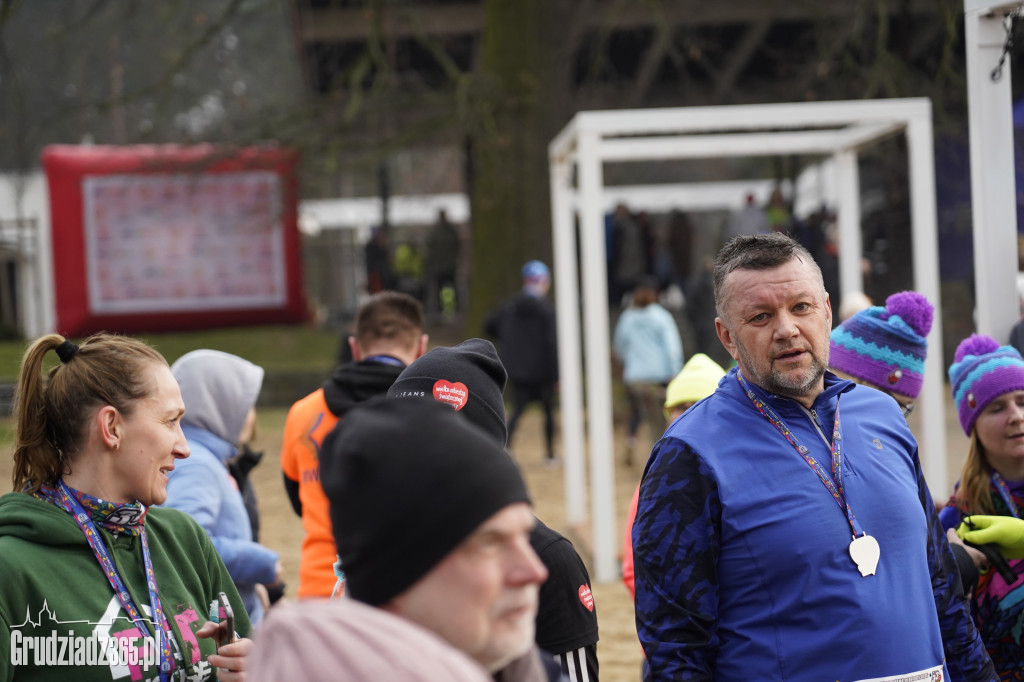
[485,260,560,465]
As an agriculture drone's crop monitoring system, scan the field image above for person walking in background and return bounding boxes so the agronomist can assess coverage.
[723,191,770,243]
[938,334,1024,677]
[164,349,283,627]
[609,204,649,306]
[485,260,560,465]
[387,339,599,681]
[280,291,428,598]
[665,209,695,291]
[612,276,683,466]
[633,233,994,679]
[425,208,462,317]
[322,399,556,681]
[765,185,792,233]
[364,226,395,294]
[0,333,252,680]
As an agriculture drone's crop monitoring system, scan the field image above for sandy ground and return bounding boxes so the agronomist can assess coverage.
[0,388,972,682]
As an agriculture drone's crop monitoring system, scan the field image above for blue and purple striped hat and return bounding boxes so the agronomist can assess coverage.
[949,333,1024,436]
[829,291,933,400]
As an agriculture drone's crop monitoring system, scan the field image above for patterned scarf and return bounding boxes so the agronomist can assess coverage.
[33,483,149,536]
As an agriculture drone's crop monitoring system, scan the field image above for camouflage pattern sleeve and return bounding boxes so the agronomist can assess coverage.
[914,450,998,681]
[632,436,720,681]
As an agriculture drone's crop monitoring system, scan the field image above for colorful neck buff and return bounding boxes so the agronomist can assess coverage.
[36,480,174,681]
[34,483,149,536]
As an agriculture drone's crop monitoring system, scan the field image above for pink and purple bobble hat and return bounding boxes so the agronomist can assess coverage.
[949,333,1024,436]
[829,291,934,400]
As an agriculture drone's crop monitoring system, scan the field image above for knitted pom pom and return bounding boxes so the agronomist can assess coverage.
[884,291,933,337]
[954,333,1001,364]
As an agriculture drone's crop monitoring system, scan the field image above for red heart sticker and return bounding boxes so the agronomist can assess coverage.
[578,584,594,612]
[433,380,469,411]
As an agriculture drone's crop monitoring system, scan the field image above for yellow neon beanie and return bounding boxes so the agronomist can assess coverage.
[664,353,726,409]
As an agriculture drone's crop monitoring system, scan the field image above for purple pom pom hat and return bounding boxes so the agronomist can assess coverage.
[829,291,934,400]
[949,333,1024,436]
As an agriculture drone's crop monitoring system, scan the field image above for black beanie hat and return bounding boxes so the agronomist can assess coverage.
[386,338,508,446]
[321,399,530,607]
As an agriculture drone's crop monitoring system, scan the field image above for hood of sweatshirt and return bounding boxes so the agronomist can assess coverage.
[321,360,406,417]
[171,349,265,445]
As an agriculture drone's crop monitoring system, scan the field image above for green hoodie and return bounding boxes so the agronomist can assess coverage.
[0,492,251,681]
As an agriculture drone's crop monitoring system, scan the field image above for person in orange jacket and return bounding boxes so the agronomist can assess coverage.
[281,291,427,598]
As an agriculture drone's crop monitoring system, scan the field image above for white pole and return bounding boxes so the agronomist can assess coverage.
[549,156,588,524]
[834,149,864,303]
[906,108,948,499]
[964,6,1020,343]
[577,126,618,583]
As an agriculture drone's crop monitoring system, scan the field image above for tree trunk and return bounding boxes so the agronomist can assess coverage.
[466,0,570,335]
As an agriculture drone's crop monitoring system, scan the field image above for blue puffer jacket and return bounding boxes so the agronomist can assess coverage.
[633,368,995,681]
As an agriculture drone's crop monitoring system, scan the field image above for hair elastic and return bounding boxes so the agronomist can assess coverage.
[56,340,79,364]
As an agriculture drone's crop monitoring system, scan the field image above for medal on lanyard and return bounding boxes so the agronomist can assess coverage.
[737,372,880,576]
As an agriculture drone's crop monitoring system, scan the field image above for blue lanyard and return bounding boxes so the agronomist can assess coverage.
[992,473,1022,519]
[736,372,866,539]
[55,481,174,680]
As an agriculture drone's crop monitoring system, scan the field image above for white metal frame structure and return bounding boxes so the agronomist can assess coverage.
[549,97,944,583]
[964,0,1023,343]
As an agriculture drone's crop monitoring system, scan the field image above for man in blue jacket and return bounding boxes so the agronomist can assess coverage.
[633,232,995,680]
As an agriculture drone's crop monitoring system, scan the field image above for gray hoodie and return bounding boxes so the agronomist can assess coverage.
[171,349,264,445]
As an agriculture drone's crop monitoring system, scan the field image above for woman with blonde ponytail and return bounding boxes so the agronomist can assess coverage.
[0,332,254,681]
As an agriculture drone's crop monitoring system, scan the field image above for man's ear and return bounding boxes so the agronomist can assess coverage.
[824,291,833,329]
[96,405,122,451]
[348,336,362,362]
[715,317,740,363]
[416,334,429,359]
